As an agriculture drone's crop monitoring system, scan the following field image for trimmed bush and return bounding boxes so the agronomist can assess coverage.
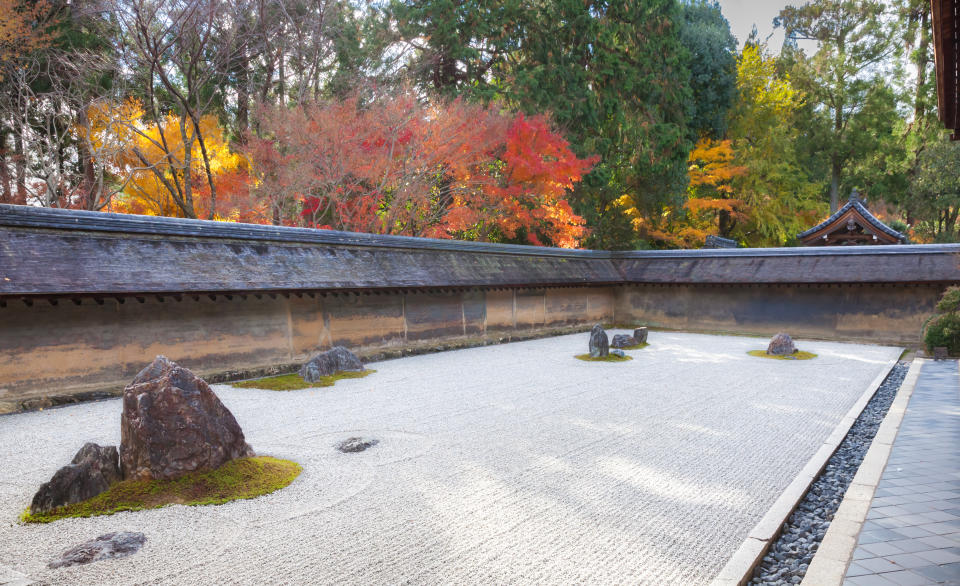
[924,286,960,356]
[924,312,960,355]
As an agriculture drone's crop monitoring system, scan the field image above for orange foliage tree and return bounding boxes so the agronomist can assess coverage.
[618,137,747,248]
[0,0,52,72]
[246,91,596,247]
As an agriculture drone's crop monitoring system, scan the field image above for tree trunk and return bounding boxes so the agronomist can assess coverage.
[237,50,250,141]
[830,158,841,213]
[14,129,26,205]
[76,108,99,210]
[0,129,10,203]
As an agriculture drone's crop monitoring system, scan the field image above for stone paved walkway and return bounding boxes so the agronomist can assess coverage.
[844,359,960,585]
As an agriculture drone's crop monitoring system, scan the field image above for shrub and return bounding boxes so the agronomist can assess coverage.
[924,286,960,355]
[935,286,960,314]
[924,313,960,355]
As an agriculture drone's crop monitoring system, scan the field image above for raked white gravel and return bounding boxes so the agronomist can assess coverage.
[0,331,901,585]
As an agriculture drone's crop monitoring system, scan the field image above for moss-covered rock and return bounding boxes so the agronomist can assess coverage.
[747,350,817,361]
[232,370,375,391]
[575,353,633,363]
[21,456,301,523]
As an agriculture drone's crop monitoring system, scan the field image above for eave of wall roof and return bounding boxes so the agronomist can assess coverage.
[1,205,958,295]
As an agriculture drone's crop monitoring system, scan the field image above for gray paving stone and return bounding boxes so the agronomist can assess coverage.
[877,569,939,585]
[844,360,960,586]
[857,556,902,574]
[861,541,907,558]
[888,538,944,554]
[886,552,940,569]
[914,549,960,565]
[912,562,960,583]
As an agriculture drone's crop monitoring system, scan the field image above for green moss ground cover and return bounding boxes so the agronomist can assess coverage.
[22,456,301,523]
[575,353,634,362]
[747,350,817,361]
[617,342,649,350]
[232,370,375,391]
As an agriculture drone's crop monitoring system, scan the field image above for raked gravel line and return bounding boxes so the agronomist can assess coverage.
[0,332,901,585]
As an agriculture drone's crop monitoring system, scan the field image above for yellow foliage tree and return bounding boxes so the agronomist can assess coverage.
[83,100,248,219]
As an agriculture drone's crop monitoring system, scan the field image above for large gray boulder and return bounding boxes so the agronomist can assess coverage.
[633,327,649,344]
[610,334,637,349]
[588,324,609,358]
[120,356,254,481]
[767,333,798,356]
[299,346,364,383]
[30,443,121,515]
[49,532,146,569]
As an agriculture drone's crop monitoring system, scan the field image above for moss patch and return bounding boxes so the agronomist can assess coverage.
[575,353,634,362]
[748,350,817,361]
[21,456,301,524]
[617,342,650,351]
[232,369,375,391]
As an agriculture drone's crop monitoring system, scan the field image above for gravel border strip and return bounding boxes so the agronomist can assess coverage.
[711,357,902,586]
[743,360,912,585]
[799,359,924,585]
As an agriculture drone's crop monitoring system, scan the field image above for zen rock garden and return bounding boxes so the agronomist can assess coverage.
[0,331,916,584]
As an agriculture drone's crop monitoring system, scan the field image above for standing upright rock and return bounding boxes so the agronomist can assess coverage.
[120,356,254,481]
[633,327,649,344]
[766,333,798,356]
[589,324,609,358]
[299,346,364,383]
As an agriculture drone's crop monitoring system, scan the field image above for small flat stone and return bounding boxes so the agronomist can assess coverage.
[49,532,146,569]
[337,437,379,453]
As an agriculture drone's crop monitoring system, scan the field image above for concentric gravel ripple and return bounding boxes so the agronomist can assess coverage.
[748,361,909,585]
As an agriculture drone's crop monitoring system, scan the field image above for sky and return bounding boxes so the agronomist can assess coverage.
[714,1,799,51]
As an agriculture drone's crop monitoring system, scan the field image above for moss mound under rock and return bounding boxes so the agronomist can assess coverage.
[232,370,375,391]
[747,350,817,361]
[575,353,633,362]
[617,342,649,351]
[22,456,301,523]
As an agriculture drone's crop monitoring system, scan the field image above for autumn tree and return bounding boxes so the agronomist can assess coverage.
[246,90,595,247]
[0,0,53,73]
[113,0,240,218]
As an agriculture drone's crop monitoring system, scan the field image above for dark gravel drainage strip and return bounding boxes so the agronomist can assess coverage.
[746,361,909,585]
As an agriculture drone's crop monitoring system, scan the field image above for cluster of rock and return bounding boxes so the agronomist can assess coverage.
[299,346,364,383]
[588,325,649,358]
[611,327,648,349]
[766,333,798,356]
[30,356,254,515]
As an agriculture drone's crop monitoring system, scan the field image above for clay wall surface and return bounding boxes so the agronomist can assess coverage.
[0,287,615,409]
[614,283,945,346]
